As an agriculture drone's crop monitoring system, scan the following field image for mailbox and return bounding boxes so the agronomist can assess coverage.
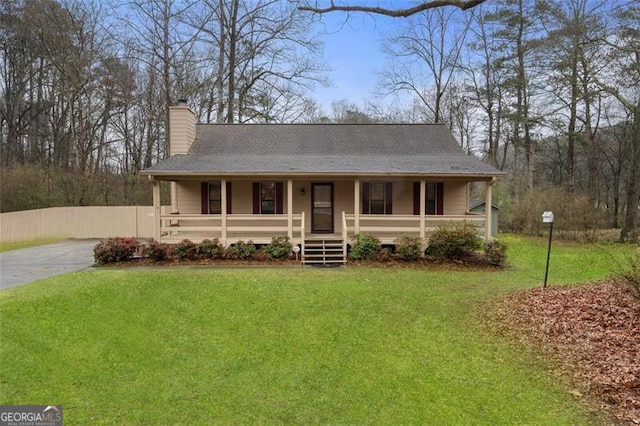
[542,211,554,287]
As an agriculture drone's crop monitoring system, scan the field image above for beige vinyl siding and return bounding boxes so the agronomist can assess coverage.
[292,180,311,230]
[175,182,202,214]
[232,181,254,214]
[332,181,352,234]
[443,181,469,215]
[169,104,196,155]
[173,177,470,218]
[392,181,414,214]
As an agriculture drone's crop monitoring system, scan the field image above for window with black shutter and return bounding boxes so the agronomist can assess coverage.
[412,182,444,215]
[252,181,283,214]
[201,181,232,214]
[362,181,393,214]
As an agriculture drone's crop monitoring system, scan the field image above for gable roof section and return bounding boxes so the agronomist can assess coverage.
[142,123,505,177]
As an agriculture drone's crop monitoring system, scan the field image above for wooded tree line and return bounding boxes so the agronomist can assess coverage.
[1,0,639,241]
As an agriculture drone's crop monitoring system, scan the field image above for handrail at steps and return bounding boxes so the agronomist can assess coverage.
[341,211,348,259]
[300,211,305,261]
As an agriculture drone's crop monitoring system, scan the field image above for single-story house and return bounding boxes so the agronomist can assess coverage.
[141,101,505,264]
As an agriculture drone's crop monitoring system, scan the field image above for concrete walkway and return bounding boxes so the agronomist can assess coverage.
[0,240,98,290]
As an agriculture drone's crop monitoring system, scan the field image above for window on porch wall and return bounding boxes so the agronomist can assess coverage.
[413,182,444,215]
[252,181,284,214]
[362,182,392,214]
[201,181,232,214]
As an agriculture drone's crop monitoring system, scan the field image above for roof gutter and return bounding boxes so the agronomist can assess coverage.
[141,170,505,179]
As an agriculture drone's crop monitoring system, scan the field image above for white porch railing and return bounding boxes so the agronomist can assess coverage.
[160,213,305,245]
[158,211,485,246]
[342,213,487,244]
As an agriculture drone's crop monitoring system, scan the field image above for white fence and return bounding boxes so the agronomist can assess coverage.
[0,206,169,243]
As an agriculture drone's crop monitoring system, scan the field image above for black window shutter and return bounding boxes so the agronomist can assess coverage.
[362,182,370,214]
[436,182,444,215]
[252,182,260,214]
[413,182,420,215]
[226,182,232,214]
[275,182,284,214]
[385,182,393,215]
[201,182,209,214]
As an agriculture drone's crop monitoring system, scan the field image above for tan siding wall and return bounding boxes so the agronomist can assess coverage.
[443,181,469,215]
[393,181,414,214]
[333,181,352,233]
[169,104,196,155]
[176,181,202,214]
[232,181,254,213]
[292,180,310,221]
[0,206,169,243]
[173,180,470,216]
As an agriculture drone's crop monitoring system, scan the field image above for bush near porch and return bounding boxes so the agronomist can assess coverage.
[92,225,507,267]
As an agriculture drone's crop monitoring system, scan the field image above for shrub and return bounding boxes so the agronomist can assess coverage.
[93,237,141,265]
[484,239,507,267]
[426,223,482,259]
[144,240,171,262]
[395,235,423,261]
[262,236,293,260]
[227,240,257,260]
[173,239,198,260]
[376,247,393,262]
[349,233,381,261]
[502,187,607,240]
[198,238,225,259]
[612,251,640,299]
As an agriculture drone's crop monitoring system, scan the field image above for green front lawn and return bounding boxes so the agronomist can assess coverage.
[0,238,62,253]
[0,235,626,424]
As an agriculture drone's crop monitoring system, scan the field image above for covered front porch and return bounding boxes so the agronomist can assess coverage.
[150,176,495,251]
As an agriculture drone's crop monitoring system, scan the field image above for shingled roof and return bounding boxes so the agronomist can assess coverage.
[142,123,504,177]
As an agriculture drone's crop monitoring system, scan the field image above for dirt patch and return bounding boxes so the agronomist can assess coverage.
[488,280,640,424]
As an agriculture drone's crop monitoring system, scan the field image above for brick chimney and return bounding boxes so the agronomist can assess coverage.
[169,99,196,155]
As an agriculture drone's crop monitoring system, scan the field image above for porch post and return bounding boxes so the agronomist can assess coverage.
[170,182,178,213]
[221,178,227,245]
[420,180,426,241]
[152,178,161,241]
[485,178,494,240]
[287,179,293,240]
[354,178,360,234]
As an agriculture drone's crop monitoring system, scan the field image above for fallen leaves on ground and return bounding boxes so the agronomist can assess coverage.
[489,280,640,424]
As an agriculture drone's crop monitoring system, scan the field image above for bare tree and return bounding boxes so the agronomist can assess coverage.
[298,0,486,17]
[543,0,607,196]
[465,9,509,169]
[194,0,325,123]
[113,0,201,157]
[584,3,639,241]
[485,0,547,200]
[378,6,472,124]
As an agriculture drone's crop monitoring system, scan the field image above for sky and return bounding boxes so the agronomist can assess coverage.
[309,10,400,112]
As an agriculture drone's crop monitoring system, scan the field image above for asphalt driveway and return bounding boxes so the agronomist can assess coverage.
[0,240,98,290]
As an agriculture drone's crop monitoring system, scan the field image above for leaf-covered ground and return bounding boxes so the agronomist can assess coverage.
[490,280,640,424]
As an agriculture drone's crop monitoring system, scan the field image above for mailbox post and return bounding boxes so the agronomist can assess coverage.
[542,211,554,288]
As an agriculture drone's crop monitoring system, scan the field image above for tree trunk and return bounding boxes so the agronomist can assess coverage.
[225,0,239,123]
[620,102,640,242]
[216,0,227,123]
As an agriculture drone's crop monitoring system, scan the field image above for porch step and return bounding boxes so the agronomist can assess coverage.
[302,239,346,266]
